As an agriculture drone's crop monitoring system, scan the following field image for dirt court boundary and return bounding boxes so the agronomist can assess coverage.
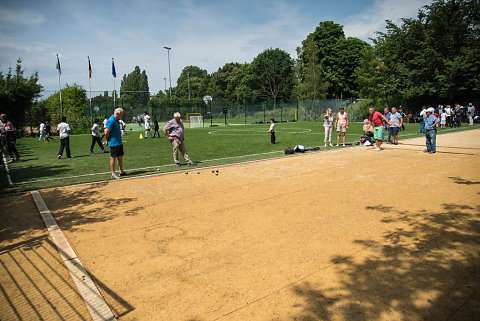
[31,191,116,321]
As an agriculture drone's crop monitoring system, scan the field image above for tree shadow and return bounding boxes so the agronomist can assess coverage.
[292,203,480,320]
[0,192,136,320]
[449,176,480,185]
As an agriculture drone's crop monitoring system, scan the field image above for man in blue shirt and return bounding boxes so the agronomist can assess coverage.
[424,107,440,154]
[382,108,391,143]
[105,108,127,179]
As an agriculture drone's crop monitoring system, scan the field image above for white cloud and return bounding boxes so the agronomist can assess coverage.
[0,6,45,25]
[342,0,431,41]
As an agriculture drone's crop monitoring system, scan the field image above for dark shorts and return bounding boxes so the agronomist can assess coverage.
[110,144,124,158]
[389,127,399,135]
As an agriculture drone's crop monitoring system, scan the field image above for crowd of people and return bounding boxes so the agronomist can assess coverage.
[0,102,477,177]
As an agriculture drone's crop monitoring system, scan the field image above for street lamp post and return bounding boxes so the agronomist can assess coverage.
[163,46,172,99]
[187,70,190,100]
[163,77,167,96]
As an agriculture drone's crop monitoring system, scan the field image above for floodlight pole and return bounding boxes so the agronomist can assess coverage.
[164,46,172,99]
[163,77,167,96]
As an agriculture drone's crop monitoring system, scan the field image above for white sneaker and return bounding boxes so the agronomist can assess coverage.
[374,147,381,151]
[329,143,333,147]
[111,173,120,180]
[336,144,339,147]
[343,144,345,147]
[324,143,327,147]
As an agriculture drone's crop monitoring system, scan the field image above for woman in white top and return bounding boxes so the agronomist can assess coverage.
[323,108,334,147]
[334,106,349,146]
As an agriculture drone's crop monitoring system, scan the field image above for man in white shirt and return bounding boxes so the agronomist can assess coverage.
[144,111,152,138]
[39,122,46,141]
[444,105,452,127]
[57,116,72,159]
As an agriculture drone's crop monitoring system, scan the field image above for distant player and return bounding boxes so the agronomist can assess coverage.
[152,115,160,138]
[45,121,54,142]
[440,112,446,128]
[90,118,108,154]
[39,122,46,141]
[144,111,152,138]
[100,115,108,140]
[57,116,72,159]
[119,119,126,135]
[268,118,275,144]
[1,114,20,162]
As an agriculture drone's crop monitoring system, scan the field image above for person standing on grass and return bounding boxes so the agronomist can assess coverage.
[445,105,452,127]
[39,122,46,141]
[152,115,161,138]
[419,106,427,133]
[104,108,127,179]
[100,115,108,140]
[57,116,71,159]
[1,114,20,162]
[389,107,403,145]
[424,107,440,153]
[45,121,54,142]
[398,107,407,131]
[144,111,152,138]
[368,107,391,151]
[454,104,463,128]
[323,108,334,147]
[467,103,475,126]
[119,119,126,136]
[440,112,447,128]
[163,112,197,167]
[335,106,348,146]
[268,118,276,144]
[382,108,391,143]
[90,118,108,155]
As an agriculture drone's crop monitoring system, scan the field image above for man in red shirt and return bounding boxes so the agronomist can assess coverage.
[368,107,391,151]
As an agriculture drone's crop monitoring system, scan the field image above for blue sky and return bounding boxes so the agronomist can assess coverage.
[0,0,431,97]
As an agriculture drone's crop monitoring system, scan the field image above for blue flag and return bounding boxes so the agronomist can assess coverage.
[111,58,116,78]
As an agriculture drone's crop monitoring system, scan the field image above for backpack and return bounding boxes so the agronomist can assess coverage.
[294,145,305,153]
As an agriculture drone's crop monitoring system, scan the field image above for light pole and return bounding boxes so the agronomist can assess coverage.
[187,70,190,100]
[163,77,167,96]
[163,46,172,98]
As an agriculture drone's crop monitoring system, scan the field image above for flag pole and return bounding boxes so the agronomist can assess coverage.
[112,58,116,112]
[88,56,93,124]
[56,54,63,118]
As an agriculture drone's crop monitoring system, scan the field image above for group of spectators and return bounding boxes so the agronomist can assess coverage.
[418,103,476,132]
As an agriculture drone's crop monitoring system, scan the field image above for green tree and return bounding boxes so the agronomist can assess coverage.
[249,48,296,108]
[37,84,89,134]
[174,66,208,99]
[120,66,150,108]
[295,38,327,101]
[0,58,43,133]
[298,21,369,98]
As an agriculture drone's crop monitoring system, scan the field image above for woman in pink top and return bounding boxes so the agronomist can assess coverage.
[334,106,349,146]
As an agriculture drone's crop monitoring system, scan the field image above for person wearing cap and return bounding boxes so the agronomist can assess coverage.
[163,112,197,167]
[424,107,440,154]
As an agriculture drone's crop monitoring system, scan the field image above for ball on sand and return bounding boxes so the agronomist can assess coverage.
[197,171,200,174]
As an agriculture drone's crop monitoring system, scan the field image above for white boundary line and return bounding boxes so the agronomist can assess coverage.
[31,191,116,321]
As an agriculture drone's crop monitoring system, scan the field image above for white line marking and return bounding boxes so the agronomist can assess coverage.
[31,191,116,321]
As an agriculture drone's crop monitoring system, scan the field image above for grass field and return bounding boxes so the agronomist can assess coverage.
[1,121,478,194]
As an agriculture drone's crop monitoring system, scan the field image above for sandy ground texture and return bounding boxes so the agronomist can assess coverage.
[32,129,480,320]
[0,193,92,320]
